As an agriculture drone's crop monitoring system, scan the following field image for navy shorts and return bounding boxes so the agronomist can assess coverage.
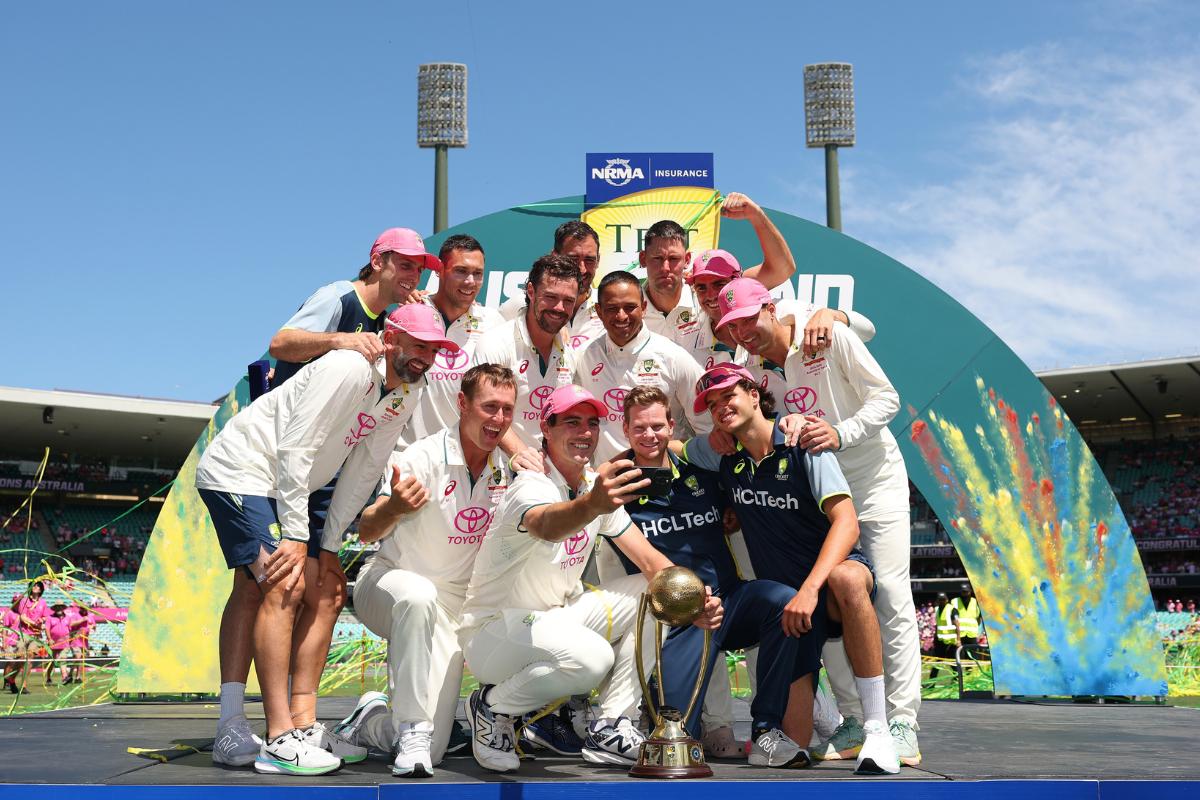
[198,489,321,570]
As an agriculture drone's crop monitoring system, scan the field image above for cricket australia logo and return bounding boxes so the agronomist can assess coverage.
[725,288,736,306]
[593,158,645,187]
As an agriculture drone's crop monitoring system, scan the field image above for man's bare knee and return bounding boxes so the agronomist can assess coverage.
[827,561,871,604]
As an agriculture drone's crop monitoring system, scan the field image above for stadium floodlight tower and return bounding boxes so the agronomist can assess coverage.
[417,62,468,234]
[803,62,855,232]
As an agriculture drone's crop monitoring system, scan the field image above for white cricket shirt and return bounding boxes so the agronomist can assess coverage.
[458,462,631,638]
[369,425,512,601]
[195,349,424,543]
[574,326,711,462]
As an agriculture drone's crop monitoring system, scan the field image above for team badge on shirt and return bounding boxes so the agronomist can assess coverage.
[684,475,704,496]
[776,458,789,478]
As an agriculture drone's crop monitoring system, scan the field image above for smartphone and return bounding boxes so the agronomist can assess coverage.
[634,466,674,498]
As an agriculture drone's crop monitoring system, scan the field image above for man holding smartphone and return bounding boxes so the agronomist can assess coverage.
[615,387,813,768]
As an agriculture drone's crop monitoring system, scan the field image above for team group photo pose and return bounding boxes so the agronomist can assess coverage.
[187,190,923,780]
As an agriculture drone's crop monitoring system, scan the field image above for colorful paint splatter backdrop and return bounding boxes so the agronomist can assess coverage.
[910,376,1167,696]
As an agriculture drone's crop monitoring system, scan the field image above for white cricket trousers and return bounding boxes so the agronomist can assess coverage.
[351,559,464,763]
[462,574,650,719]
[822,511,921,726]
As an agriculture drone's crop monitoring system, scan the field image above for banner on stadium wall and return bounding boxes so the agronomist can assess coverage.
[122,185,1168,696]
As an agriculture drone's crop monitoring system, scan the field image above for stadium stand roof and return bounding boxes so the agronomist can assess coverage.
[1036,355,1200,432]
[0,386,215,464]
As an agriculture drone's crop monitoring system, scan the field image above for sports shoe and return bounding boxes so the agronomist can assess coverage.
[392,721,434,778]
[580,716,644,766]
[522,710,584,755]
[212,715,262,767]
[812,715,864,761]
[332,691,388,748]
[855,719,900,775]
[889,718,921,766]
[254,729,342,775]
[813,682,843,741]
[564,695,592,740]
[300,720,368,764]
[444,719,470,754]
[749,728,811,768]
[702,725,748,759]
[468,686,519,773]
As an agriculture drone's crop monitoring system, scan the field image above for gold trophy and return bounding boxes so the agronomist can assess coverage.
[629,566,714,779]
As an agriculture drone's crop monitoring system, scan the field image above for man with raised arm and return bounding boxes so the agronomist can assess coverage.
[681,363,900,775]
[457,385,723,774]
[715,278,922,767]
[331,365,517,778]
[195,304,456,775]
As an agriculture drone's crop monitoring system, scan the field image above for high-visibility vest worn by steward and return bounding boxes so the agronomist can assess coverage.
[936,603,958,645]
[953,597,980,639]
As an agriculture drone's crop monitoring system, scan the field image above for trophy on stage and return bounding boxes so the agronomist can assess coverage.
[630,566,714,779]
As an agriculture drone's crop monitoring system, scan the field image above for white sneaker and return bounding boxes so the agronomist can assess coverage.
[854,719,901,775]
[213,715,262,767]
[468,686,520,773]
[580,716,644,766]
[749,728,811,768]
[254,729,342,775]
[392,721,434,778]
[300,720,368,764]
[332,691,388,748]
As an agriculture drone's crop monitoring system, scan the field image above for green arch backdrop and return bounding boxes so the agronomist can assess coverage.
[119,196,1167,698]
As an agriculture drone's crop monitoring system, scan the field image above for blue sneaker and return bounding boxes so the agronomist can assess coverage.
[522,710,584,755]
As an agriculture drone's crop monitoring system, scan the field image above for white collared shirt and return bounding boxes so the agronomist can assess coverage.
[370,425,512,601]
[744,312,908,521]
[644,284,702,341]
[195,350,424,543]
[574,326,711,462]
[401,299,504,445]
[458,461,630,638]
[470,315,578,450]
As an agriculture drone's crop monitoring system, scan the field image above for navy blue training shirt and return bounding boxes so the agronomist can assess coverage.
[681,416,852,589]
[616,451,739,596]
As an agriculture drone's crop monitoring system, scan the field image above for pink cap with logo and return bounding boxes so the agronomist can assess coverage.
[370,228,442,272]
[715,277,773,330]
[385,304,461,353]
[692,363,758,413]
[541,385,608,421]
[686,249,742,284]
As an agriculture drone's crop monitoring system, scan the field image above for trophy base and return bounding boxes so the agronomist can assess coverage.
[629,763,714,779]
[629,736,713,779]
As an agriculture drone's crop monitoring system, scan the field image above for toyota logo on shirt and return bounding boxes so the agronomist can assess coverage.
[530,385,554,410]
[454,506,491,534]
[784,387,818,414]
[603,388,627,413]
[563,530,590,555]
[434,347,470,370]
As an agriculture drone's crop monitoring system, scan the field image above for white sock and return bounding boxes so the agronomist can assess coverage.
[855,675,886,728]
[219,681,246,724]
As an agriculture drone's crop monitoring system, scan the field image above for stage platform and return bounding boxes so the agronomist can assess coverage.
[1,698,1198,798]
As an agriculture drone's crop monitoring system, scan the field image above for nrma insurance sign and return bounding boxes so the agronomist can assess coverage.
[585,152,714,206]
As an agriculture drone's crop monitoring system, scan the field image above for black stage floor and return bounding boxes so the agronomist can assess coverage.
[2,697,1199,788]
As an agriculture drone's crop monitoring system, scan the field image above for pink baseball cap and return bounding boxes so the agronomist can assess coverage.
[715,277,773,330]
[385,304,461,353]
[687,249,742,284]
[370,228,442,272]
[693,364,758,413]
[541,385,607,421]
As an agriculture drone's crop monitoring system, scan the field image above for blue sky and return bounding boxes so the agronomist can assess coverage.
[3,1,1198,401]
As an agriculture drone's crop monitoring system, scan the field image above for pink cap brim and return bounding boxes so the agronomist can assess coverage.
[693,375,744,413]
[546,397,608,420]
[715,303,762,330]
